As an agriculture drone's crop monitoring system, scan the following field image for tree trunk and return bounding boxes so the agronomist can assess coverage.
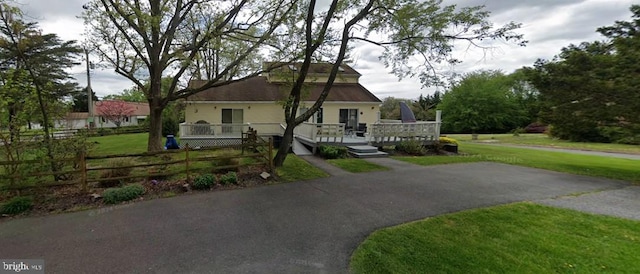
[147,103,164,151]
[273,121,296,167]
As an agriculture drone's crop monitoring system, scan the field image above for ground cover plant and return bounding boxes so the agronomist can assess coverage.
[350,203,640,273]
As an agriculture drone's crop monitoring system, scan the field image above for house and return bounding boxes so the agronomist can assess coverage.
[56,101,150,129]
[182,62,440,150]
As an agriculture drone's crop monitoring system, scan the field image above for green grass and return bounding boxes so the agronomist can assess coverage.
[276,154,329,182]
[392,155,482,166]
[460,143,640,183]
[326,158,389,173]
[445,133,640,154]
[350,203,640,273]
[88,133,149,155]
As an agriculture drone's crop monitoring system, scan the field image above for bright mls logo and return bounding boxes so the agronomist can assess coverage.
[1,260,44,273]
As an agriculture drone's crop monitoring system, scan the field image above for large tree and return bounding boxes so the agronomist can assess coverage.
[525,5,640,144]
[82,0,298,151]
[0,1,82,177]
[438,70,528,134]
[271,0,526,166]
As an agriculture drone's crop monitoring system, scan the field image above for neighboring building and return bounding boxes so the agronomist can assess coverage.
[184,62,382,133]
[56,101,150,129]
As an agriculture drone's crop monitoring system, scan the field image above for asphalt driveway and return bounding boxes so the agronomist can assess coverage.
[0,162,630,273]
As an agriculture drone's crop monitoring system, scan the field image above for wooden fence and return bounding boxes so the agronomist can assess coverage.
[0,137,274,192]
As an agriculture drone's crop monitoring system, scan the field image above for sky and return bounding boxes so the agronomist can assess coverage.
[20,0,637,100]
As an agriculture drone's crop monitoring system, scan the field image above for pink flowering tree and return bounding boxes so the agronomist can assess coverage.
[95,100,135,128]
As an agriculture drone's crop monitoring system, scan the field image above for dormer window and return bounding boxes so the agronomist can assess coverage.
[338,66,345,72]
[288,64,297,71]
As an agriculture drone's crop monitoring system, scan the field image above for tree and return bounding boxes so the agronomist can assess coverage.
[413,92,442,121]
[82,0,298,151]
[103,86,145,102]
[437,70,528,134]
[72,87,99,112]
[95,100,135,128]
[0,2,82,177]
[380,97,413,120]
[271,0,526,166]
[524,5,640,144]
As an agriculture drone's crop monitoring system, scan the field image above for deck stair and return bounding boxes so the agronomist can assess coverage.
[347,145,388,158]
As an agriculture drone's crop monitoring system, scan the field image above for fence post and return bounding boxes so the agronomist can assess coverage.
[80,151,87,192]
[268,137,274,173]
[185,144,190,183]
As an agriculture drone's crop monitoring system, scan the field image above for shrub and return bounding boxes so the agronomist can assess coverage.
[162,117,179,137]
[192,174,216,190]
[438,137,459,146]
[395,140,426,155]
[1,196,33,215]
[212,149,240,172]
[318,145,348,159]
[99,158,134,188]
[103,184,146,204]
[220,172,238,185]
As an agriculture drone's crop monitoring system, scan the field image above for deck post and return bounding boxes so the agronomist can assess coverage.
[435,110,442,139]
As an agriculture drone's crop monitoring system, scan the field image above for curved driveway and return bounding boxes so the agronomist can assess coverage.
[0,161,630,273]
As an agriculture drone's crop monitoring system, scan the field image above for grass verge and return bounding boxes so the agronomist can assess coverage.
[460,143,640,183]
[392,155,482,166]
[326,158,389,173]
[276,154,329,182]
[445,133,640,154]
[350,203,640,273]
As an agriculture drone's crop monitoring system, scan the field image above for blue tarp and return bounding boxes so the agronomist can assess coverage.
[165,135,180,150]
[400,101,417,123]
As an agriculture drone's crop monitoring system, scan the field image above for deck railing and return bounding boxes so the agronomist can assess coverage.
[294,123,345,143]
[370,122,439,144]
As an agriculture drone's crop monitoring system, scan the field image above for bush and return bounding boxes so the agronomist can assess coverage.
[220,172,238,185]
[395,140,426,155]
[438,136,459,145]
[192,174,216,190]
[102,184,146,204]
[1,196,33,215]
[212,149,240,172]
[99,158,134,188]
[318,145,348,159]
[162,117,179,137]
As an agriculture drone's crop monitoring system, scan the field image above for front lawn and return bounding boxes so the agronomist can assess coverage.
[326,158,389,173]
[445,133,640,154]
[88,133,149,155]
[394,143,640,183]
[276,154,329,182]
[351,203,640,273]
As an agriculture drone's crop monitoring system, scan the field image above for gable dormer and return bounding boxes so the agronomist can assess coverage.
[263,62,361,84]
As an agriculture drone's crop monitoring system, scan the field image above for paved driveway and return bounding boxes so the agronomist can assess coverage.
[0,162,629,273]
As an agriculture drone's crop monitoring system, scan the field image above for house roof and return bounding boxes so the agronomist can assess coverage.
[264,62,361,76]
[187,76,381,103]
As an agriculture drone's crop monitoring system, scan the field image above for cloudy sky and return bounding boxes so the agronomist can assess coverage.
[21,0,637,100]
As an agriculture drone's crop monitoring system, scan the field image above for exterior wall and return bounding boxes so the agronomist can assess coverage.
[185,102,285,124]
[185,101,381,127]
[316,102,380,126]
[55,116,144,129]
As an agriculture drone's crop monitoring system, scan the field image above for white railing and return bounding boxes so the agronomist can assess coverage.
[294,122,345,143]
[179,123,248,137]
[370,122,439,144]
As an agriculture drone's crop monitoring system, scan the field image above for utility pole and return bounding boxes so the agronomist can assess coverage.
[85,48,94,129]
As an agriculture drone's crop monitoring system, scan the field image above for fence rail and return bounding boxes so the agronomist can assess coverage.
[0,136,274,192]
[294,123,345,143]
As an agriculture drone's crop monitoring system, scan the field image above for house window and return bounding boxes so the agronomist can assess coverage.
[124,116,129,123]
[339,109,358,131]
[100,117,106,123]
[221,108,243,134]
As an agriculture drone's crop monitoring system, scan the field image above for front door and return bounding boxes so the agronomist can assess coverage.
[221,108,243,134]
[339,109,358,132]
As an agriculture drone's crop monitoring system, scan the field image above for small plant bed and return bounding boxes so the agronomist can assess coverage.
[351,203,640,273]
[326,158,389,173]
[0,165,270,220]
